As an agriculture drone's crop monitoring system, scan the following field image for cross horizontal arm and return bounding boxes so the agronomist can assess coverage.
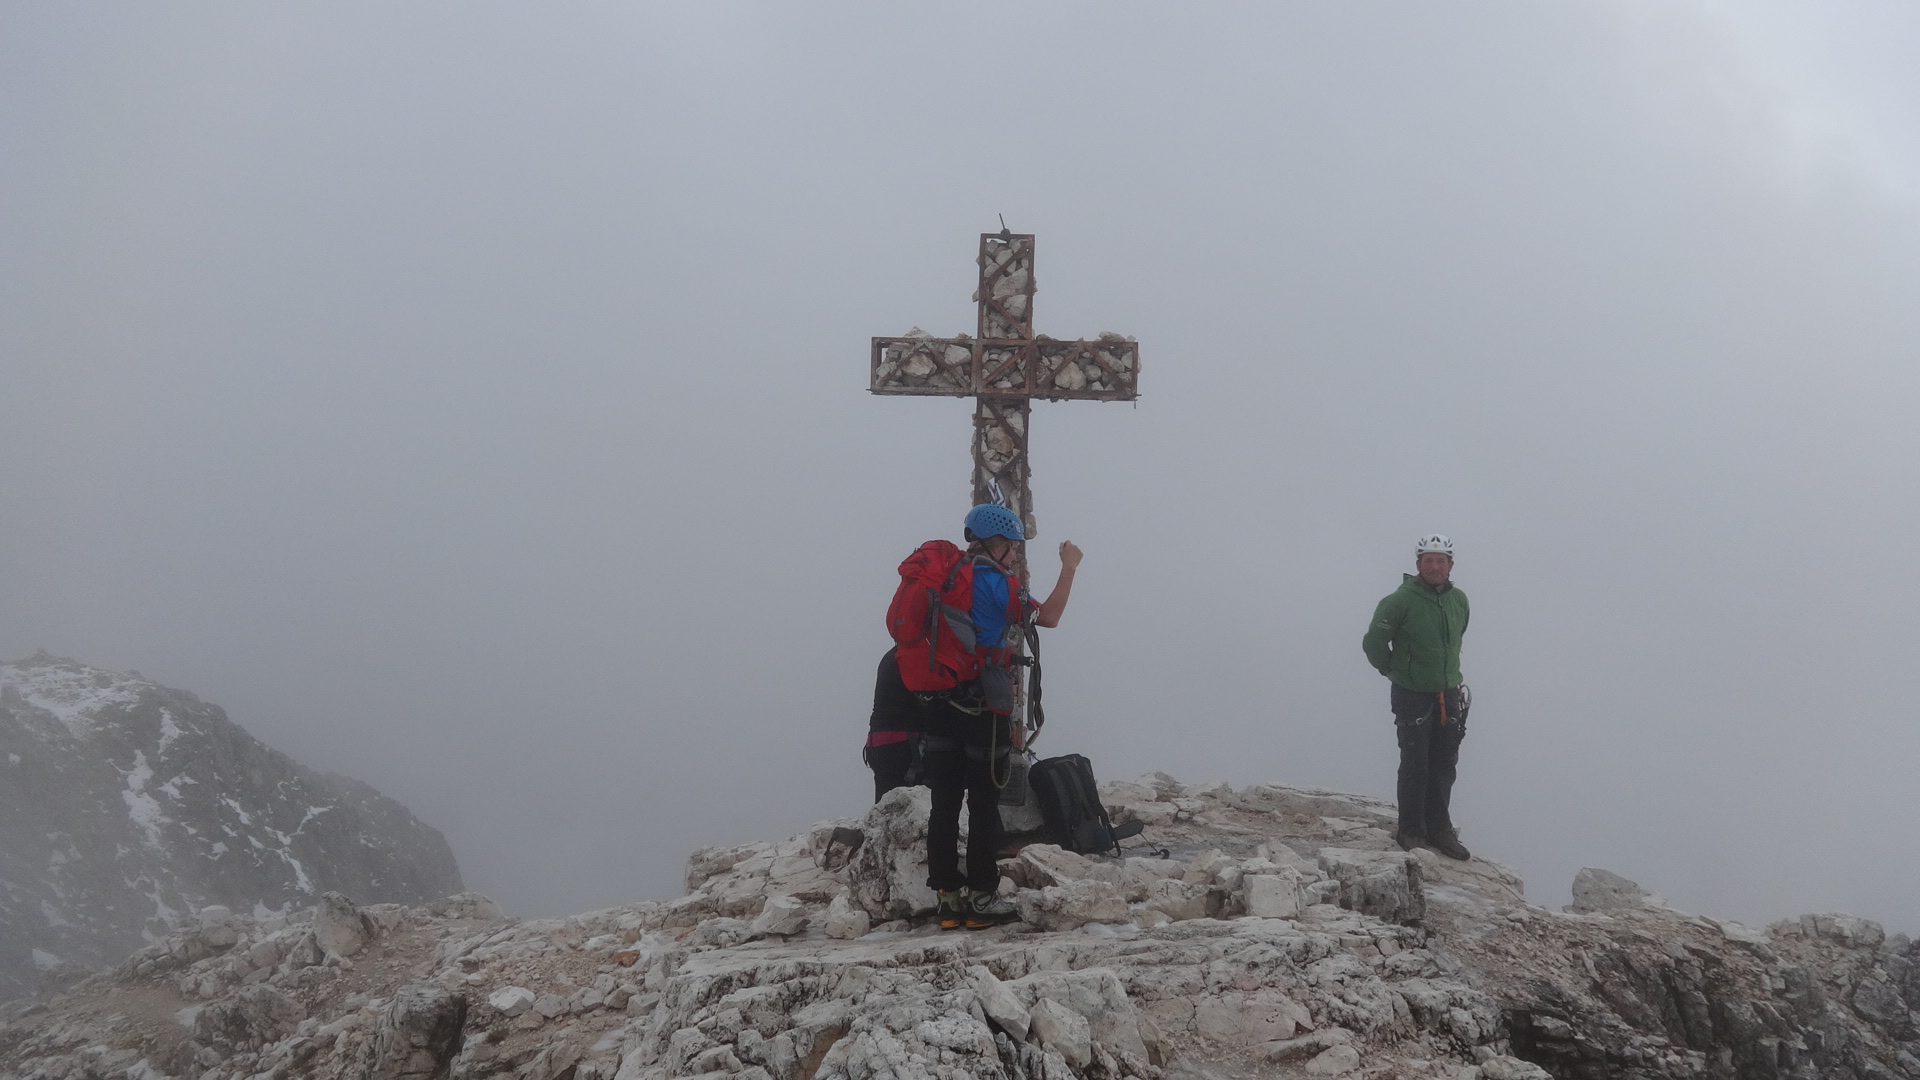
[869,334,1140,402]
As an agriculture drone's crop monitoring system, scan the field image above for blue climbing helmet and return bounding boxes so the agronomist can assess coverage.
[964,504,1026,542]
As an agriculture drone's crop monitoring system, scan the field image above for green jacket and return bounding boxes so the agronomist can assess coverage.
[1362,574,1469,692]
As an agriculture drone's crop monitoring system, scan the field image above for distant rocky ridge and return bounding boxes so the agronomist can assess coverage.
[4,773,1918,1080]
[0,653,464,1000]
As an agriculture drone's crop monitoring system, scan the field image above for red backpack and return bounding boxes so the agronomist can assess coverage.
[887,540,1021,693]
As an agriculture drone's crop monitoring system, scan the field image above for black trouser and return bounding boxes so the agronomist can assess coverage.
[923,708,1011,894]
[866,738,917,802]
[1391,684,1467,837]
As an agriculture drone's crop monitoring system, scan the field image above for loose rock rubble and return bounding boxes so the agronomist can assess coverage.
[5,775,1919,1079]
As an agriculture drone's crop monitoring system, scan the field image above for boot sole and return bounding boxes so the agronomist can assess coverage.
[964,917,1018,930]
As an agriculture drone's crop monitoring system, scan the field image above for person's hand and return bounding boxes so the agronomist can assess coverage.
[1058,541,1083,572]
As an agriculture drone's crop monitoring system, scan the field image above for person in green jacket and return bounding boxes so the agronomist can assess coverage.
[1362,534,1472,860]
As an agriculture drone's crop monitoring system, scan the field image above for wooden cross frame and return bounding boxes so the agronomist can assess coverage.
[869,231,1140,541]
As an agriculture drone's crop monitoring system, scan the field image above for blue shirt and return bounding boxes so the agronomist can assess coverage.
[971,566,1014,647]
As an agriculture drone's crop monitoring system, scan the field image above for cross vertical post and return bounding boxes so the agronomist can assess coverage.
[969,232,1036,544]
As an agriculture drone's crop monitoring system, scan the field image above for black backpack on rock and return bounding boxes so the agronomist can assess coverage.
[1029,754,1145,857]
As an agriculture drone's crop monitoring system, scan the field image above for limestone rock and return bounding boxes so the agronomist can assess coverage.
[1852,974,1907,1030]
[1318,848,1424,924]
[819,891,869,940]
[1016,879,1130,931]
[1101,777,1178,830]
[1122,856,1187,900]
[968,964,1030,1040]
[1792,911,1887,948]
[425,892,503,921]
[1479,1054,1555,1080]
[683,841,769,893]
[691,916,754,948]
[1304,1042,1361,1075]
[1141,877,1212,921]
[749,894,809,938]
[1262,1027,1355,1062]
[366,983,467,1080]
[1233,783,1398,827]
[193,983,304,1051]
[282,928,325,970]
[1709,917,1768,947]
[1005,967,1150,1064]
[8,770,1920,1080]
[1028,996,1093,1068]
[314,890,376,958]
[1007,843,1101,889]
[488,985,535,1017]
[1245,870,1306,919]
[847,785,938,920]
[1566,866,1666,913]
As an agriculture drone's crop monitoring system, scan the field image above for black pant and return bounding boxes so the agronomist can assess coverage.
[866,739,916,802]
[1391,684,1467,837]
[923,709,1010,894]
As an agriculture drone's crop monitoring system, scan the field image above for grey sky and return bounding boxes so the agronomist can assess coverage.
[4,2,1919,931]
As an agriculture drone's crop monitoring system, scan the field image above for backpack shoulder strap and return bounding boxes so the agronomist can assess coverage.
[943,552,977,592]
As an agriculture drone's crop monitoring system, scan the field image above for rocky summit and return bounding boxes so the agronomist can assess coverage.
[0,653,464,1000]
[4,776,1919,1080]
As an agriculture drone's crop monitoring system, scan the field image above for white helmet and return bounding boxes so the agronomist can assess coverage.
[1415,534,1453,557]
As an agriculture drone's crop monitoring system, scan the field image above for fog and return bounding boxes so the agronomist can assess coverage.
[5,2,1919,932]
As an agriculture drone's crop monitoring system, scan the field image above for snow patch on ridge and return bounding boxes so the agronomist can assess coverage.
[121,751,169,849]
[39,899,71,927]
[280,852,314,894]
[133,879,182,942]
[3,660,146,739]
[221,797,254,826]
[156,708,183,754]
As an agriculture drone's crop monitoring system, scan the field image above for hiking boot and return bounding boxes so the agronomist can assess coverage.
[1427,828,1471,861]
[1395,829,1429,852]
[936,890,967,931]
[963,891,1021,930]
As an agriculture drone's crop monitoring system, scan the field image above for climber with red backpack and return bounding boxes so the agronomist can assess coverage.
[870,503,1083,930]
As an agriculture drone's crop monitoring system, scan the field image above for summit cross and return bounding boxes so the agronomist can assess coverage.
[869,231,1141,540]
